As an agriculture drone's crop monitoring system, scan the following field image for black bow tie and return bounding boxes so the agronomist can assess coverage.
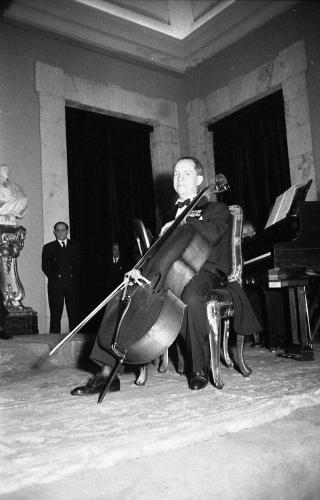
[176,199,190,209]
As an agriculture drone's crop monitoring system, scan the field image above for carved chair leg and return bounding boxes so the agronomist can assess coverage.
[158,349,169,374]
[221,318,234,368]
[207,303,224,389]
[176,341,185,375]
[236,335,251,377]
[136,364,148,386]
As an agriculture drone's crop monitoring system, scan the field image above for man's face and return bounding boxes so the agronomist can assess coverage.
[112,244,120,258]
[243,223,256,238]
[54,224,68,241]
[173,159,203,201]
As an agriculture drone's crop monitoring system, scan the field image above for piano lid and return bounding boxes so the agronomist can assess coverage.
[243,213,299,265]
[243,201,320,271]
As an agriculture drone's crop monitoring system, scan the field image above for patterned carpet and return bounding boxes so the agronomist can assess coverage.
[1,336,320,495]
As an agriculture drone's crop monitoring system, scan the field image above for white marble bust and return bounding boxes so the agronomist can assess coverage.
[0,165,28,219]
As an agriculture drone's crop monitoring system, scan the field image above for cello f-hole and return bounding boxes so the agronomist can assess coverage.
[152,272,161,293]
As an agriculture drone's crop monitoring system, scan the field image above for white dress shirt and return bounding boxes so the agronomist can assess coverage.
[175,194,196,218]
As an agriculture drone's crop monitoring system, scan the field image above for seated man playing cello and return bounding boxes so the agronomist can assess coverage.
[71,156,260,396]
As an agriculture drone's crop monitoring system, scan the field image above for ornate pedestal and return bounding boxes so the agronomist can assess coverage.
[0,224,38,335]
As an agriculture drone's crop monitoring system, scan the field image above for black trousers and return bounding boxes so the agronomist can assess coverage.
[90,268,218,373]
[48,280,79,333]
[180,269,217,373]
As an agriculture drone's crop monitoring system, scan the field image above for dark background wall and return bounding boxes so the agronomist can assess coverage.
[0,1,319,331]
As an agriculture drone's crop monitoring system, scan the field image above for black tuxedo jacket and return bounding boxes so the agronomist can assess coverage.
[42,239,81,286]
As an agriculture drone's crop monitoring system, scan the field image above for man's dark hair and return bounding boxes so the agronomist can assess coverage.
[54,221,69,231]
[173,156,204,176]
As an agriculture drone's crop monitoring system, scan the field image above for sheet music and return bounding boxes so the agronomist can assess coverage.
[265,181,311,228]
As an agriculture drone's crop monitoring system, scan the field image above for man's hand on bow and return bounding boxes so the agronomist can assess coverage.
[159,220,174,236]
[124,269,151,287]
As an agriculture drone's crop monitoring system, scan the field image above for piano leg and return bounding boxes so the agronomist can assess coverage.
[244,284,287,350]
[264,289,288,351]
[310,279,320,341]
[278,284,314,361]
[288,287,299,345]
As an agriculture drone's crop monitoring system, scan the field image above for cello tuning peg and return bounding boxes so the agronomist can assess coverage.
[215,174,229,192]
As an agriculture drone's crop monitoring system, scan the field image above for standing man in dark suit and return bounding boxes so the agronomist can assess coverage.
[71,157,260,396]
[109,241,126,292]
[42,221,81,333]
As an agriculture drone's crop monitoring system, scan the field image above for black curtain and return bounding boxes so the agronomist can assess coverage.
[66,107,155,332]
[209,90,290,231]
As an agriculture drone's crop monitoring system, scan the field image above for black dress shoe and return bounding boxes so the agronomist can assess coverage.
[189,369,208,391]
[71,374,120,396]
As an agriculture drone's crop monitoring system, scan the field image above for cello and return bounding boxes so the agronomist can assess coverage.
[49,175,229,402]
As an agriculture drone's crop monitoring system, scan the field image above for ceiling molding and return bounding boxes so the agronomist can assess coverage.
[4,0,299,73]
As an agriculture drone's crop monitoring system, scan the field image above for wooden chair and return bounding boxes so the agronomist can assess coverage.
[206,204,251,389]
[134,206,251,387]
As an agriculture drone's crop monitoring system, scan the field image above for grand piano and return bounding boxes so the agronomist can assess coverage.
[242,200,320,360]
